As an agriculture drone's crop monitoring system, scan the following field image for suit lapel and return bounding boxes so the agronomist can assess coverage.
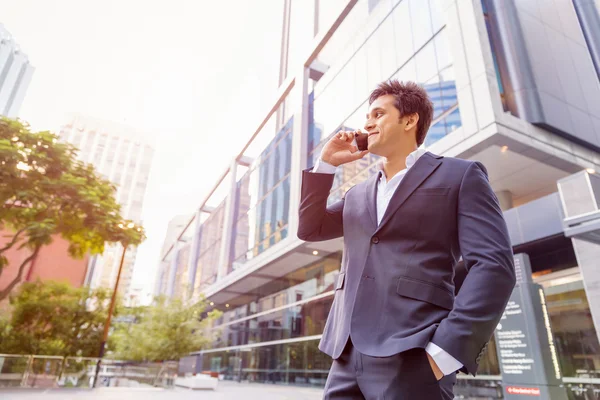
[375,152,443,234]
[364,170,381,230]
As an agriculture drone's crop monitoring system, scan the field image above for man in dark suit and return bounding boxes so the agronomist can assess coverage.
[298,80,515,399]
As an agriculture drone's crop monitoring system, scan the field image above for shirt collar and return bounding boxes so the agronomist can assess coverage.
[378,148,427,181]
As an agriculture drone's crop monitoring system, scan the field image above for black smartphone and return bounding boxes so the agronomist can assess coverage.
[355,132,369,151]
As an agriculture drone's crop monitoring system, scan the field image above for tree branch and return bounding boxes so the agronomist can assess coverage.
[0,227,27,254]
[0,245,40,301]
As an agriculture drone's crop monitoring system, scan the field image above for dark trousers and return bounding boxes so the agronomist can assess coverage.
[323,339,456,399]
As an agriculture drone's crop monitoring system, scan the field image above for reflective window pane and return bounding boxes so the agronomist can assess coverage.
[365,25,384,90]
[393,57,417,83]
[444,107,462,134]
[287,0,316,76]
[201,339,330,386]
[409,0,434,50]
[430,0,445,33]
[415,40,438,83]
[210,295,334,348]
[193,203,226,296]
[379,16,398,81]
[392,0,415,67]
[353,44,370,106]
[231,115,293,271]
[545,286,600,378]
[433,32,451,73]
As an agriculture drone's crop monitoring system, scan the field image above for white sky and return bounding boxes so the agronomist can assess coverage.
[1,0,284,296]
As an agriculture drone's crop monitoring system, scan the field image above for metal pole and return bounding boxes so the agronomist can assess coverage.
[93,242,128,388]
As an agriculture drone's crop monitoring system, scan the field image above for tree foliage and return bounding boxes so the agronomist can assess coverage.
[110,297,221,362]
[0,280,119,356]
[0,118,145,300]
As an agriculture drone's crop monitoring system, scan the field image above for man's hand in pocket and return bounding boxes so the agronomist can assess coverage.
[426,353,444,381]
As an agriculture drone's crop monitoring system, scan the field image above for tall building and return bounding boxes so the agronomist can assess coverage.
[154,214,194,299]
[165,0,600,397]
[0,24,34,118]
[58,114,154,297]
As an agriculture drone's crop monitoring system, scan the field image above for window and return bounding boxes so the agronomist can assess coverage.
[231,117,293,269]
[545,284,600,378]
[409,0,433,50]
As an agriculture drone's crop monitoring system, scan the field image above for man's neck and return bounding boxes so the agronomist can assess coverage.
[382,147,418,182]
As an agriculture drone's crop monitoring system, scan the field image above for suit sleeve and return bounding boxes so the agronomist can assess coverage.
[430,161,516,376]
[297,169,345,242]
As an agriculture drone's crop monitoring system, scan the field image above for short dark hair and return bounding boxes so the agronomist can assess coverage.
[368,80,433,146]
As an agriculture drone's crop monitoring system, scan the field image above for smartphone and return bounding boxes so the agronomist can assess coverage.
[355,132,369,151]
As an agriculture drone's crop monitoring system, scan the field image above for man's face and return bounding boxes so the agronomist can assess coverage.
[363,94,405,157]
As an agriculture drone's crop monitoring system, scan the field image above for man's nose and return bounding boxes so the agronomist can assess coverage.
[364,119,375,131]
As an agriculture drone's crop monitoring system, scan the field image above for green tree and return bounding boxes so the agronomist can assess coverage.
[0,280,119,356]
[0,118,145,301]
[110,297,221,362]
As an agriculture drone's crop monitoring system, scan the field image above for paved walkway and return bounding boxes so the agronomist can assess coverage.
[0,381,324,400]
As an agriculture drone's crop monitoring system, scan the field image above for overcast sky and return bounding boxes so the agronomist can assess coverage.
[1,0,284,296]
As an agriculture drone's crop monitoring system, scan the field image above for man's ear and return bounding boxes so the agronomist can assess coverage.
[404,113,419,131]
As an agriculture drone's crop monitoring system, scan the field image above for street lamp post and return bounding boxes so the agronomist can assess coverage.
[93,241,128,388]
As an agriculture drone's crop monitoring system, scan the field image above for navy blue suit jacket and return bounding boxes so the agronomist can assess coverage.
[297,152,516,375]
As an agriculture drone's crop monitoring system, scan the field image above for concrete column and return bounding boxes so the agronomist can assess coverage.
[496,190,514,211]
[486,0,544,122]
[287,66,310,240]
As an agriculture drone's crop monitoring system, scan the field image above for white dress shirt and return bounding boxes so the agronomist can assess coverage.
[311,148,463,376]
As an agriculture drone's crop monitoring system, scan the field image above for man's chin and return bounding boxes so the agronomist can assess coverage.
[368,145,382,157]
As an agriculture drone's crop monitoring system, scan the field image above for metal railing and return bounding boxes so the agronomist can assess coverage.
[0,354,178,389]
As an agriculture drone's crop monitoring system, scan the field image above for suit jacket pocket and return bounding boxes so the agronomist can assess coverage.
[335,272,345,290]
[413,187,450,196]
[396,276,454,310]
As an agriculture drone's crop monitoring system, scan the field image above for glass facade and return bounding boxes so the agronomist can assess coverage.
[184,85,296,300]
[193,203,225,295]
[200,339,331,386]
[173,244,190,300]
[210,296,333,349]
[196,251,600,397]
[192,0,468,387]
[212,253,341,327]
[308,0,461,195]
[170,0,600,397]
[230,116,293,271]
[539,274,600,379]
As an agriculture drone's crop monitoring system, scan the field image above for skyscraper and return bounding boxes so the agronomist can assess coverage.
[58,114,154,297]
[0,24,34,118]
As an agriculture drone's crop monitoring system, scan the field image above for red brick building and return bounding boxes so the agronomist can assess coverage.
[0,228,89,300]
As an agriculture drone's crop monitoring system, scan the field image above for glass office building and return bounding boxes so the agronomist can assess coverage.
[158,0,600,398]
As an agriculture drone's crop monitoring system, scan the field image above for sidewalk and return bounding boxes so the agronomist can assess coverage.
[0,381,324,400]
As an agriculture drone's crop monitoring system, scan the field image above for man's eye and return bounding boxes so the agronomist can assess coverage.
[376,112,383,117]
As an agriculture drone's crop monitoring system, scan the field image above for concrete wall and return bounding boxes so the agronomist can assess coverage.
[488,0,600,149]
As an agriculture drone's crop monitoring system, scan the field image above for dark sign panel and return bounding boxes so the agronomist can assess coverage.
[494,254,567,399]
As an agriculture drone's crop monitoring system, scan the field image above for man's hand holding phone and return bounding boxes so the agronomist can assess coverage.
[320,130,369,167]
